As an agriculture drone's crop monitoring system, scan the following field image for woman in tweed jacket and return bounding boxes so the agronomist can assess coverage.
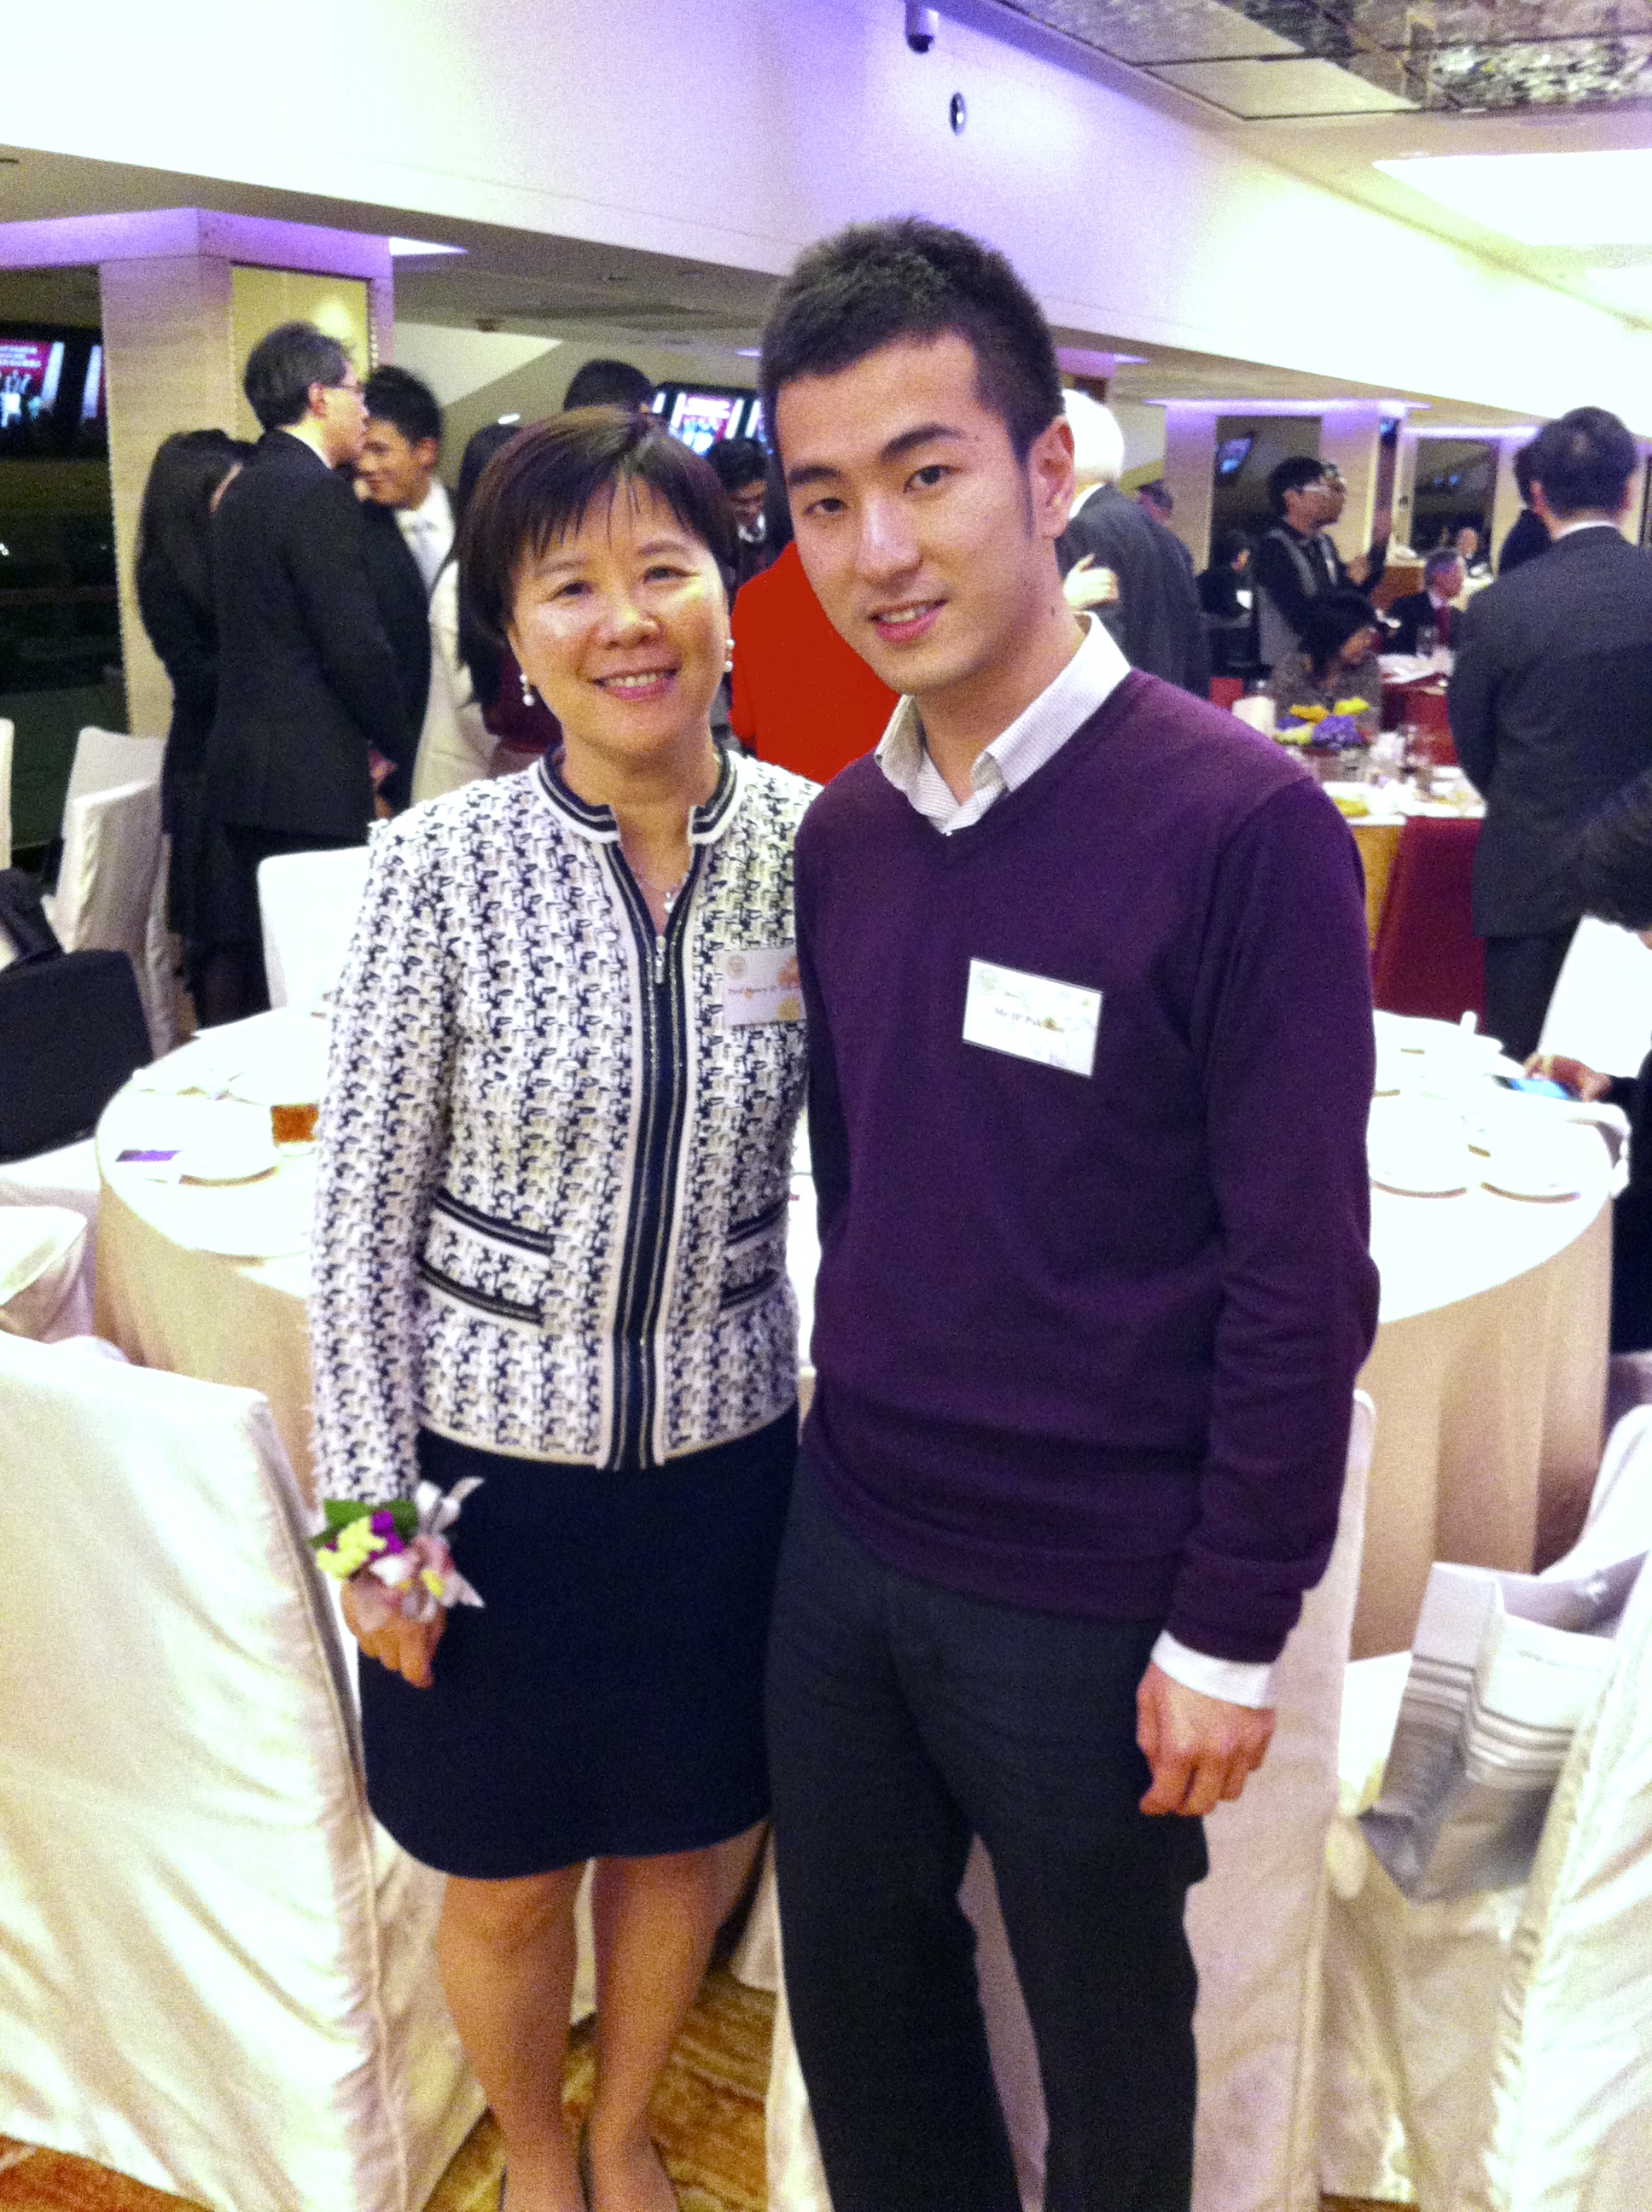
[310,411,812,2212]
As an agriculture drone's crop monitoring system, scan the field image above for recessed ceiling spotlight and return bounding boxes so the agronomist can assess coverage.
[1376,151,1652,247]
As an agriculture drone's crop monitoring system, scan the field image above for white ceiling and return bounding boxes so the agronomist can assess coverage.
[0,120,1599,431]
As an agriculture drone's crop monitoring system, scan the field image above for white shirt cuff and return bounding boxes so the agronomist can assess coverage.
[1151,1631,1275,1710]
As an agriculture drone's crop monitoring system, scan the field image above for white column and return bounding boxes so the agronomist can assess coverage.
[1318,403,1386,570]
[1160,406,1219,569]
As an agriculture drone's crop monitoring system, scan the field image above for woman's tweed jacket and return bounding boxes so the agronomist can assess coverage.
[310,748,813,1504]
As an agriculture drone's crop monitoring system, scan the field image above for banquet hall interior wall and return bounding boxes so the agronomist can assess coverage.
[8,0,1652,429]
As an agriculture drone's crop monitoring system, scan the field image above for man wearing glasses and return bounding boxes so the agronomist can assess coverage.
[201,321,412,1021]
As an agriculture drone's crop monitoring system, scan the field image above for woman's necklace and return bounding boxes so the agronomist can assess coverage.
[629,858,689,911]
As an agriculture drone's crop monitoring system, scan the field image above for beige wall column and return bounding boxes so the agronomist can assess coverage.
[1392,428,1422,556]
[1160,406,1219,568]
[99,253,240,739]
[1318,403,1385,571]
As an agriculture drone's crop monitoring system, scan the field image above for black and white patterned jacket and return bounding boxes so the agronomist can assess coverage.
[310,748,813,1504]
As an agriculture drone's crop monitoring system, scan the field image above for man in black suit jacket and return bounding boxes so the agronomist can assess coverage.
[203,321,413,1017]
[1056,395,1208,695]
[1450,405,1652,1057]
[1386,550,1467,656]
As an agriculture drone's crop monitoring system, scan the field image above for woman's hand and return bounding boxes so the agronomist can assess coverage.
[1525,1051,1611,1103]
[340,1576,445,1688]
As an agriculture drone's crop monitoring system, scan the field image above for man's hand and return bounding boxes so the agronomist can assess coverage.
[1136,1661,1275,1817]
[340,1577,445,1688]
[1525,1051,1611,1102]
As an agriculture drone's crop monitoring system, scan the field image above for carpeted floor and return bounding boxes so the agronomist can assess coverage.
[0,1973,1394,2211]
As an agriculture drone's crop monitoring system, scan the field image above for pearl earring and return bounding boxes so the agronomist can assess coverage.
[520,667,536,707]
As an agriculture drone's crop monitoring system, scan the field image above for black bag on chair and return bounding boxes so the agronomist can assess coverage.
[0,868,62,968]
[0,951,153,1161]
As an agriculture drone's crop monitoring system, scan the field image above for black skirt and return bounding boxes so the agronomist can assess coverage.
[358,1410,798,1878]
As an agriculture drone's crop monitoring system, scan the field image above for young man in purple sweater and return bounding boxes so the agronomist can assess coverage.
[759,220,1380,2212]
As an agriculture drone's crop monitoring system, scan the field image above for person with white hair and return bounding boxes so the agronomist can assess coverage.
[1056,389,1209,695]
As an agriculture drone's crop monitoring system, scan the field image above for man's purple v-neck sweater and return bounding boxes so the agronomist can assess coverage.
[794,671,1380,1665]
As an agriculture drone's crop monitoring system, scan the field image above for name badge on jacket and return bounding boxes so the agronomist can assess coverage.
[722,946,803,1027]
[962,958,1101,1077]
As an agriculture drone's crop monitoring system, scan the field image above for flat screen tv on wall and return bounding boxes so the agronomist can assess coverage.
[0,326,106,458]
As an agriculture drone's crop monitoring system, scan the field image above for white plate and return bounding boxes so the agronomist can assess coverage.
[1480,1165,1582,1203]
[177,1108,278,1185]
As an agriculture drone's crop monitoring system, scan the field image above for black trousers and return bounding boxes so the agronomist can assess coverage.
[1481,923,1579,1063]
[766,1461,1207,2212]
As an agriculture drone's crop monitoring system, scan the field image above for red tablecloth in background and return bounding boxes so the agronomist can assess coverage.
[1371,817,1484,1023]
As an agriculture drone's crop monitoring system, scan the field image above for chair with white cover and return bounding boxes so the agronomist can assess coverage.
[60,725,174,1054]
[766,1396,1376,2212]
[1536,915,1652,1080]
[0,1205,92,1340]
[42,776,166,1057]
[258,842,373,1011]
[0,715,13,870]
[0,1335,482,2211]
[1319,1408,1652,2211]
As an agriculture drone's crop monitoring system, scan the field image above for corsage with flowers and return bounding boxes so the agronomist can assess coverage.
[312,1476,486,1628]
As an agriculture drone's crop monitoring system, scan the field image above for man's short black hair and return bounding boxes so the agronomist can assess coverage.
[759,217,1063,463]
[1422,546,1463,585]
[705,436,768,493]
[1137,479,1173,515]
[242,321,352,432]
[1527,406,1636,519]
[562,358,656,412]
[364,364,443,449]
[459,405,735,647]
[1512,439,1537,504]
[1267,454,1327,518]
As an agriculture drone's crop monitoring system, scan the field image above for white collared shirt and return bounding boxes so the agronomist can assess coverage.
[396,479,455,592]
[1551,516,1624,543]
[875,612,1275,1710]
[875,614,1131,835]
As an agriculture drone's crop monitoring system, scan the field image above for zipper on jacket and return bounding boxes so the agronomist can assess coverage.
[606,846,703,1469]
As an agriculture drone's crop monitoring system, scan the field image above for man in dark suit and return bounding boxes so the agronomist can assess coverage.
[1386,549,1467,656]
[1056,393,1208,696]
[357,365,448,807]
[202,321,413,1019]
[1498,441,1552,578]
[1450,405,1652,1058]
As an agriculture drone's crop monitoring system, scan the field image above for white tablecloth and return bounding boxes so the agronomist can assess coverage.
[96,1014,1611,1643]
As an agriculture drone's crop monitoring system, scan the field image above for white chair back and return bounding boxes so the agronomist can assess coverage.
[0,715,13,870]
[44,776,162,972]
[62,724,162,806]
[0,1335,482,2209]
[0,1205,90,1340]
[258,843,372,1011]
[1536,915,1652,1079]
[767,1399,1376,2212]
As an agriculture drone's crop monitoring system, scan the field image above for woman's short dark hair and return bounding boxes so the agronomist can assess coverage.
[759,218,1062,463]
[363,364,443,449]
[1527,406,1637,519]
[1211,527,1251,569]
[1300,587,1378,677]
[242,320,352,432]
[135,428,249,619]
[460,407,736,644]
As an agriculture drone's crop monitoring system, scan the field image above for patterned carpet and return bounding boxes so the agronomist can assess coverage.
[0,1973,1392,2211]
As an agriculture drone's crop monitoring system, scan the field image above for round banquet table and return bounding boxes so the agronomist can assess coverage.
[95,1013,1612,1652]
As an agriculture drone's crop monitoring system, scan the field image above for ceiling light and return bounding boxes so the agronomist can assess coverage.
[1376,152,1652,247]
[388,236,467,258]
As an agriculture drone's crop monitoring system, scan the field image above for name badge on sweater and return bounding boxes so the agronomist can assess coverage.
[963,958,1101,1077]
[722,946,803,1027]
